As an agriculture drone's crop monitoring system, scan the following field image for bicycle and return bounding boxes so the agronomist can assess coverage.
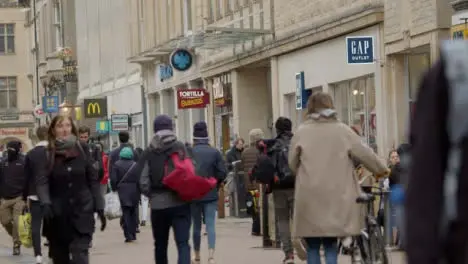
[350,186,389,264]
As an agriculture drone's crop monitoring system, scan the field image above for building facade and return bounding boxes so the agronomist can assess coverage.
[0,0,35,150]
[75,0,144,148]
[451,0,468,38]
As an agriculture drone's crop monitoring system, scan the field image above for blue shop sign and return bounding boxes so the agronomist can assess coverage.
[159,64,173,82]
[170,49,193,71]
[42,96,59,113]
[346,36,374,64]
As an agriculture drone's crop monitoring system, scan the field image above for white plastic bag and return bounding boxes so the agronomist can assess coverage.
[104,192,122,220]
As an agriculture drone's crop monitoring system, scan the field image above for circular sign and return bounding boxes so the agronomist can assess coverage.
[170,49,193,72]
[33,105,45,119]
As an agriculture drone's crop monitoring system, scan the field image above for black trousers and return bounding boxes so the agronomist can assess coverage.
[29,200,43,257]
[252,211,260,234]
[122,206,138,240]
[49,232,91,264]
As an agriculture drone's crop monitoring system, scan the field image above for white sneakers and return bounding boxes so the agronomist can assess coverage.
[35,255,43,263]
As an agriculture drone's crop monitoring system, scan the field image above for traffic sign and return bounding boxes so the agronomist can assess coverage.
[42,96,59,113]
[33,105,46,119]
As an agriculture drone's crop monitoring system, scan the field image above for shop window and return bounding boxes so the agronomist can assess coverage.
[408,53,430,118]
[332,75,376,151]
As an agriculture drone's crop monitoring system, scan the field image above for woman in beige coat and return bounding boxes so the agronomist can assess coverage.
[288,92,388,264]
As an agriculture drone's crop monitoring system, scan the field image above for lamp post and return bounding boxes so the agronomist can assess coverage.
[58,98,81,121]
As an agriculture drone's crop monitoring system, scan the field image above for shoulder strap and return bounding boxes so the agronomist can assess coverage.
[117,162,136,187]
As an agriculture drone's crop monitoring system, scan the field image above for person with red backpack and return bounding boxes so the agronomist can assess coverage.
[190,121,227,264]
[138,115,192,264]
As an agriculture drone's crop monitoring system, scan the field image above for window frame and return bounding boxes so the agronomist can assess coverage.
[0,76,18,109]
[0,23,15,55]
[53,2,63,50]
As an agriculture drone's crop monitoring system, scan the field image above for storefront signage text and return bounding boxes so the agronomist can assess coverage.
[213,81,225,107]
[296,72,305,110]
[346,36,374,64]
[84,98,108,118]
[159,64,173,82]
[0,128,27,136]
[177,89,210,109]
[111,114,130,131]
[451,24,468,39]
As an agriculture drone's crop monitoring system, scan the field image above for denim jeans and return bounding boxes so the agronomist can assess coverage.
[394,204,405,248]
[191,201,217,251]
[151,204,191,264]
[304,237,338,264]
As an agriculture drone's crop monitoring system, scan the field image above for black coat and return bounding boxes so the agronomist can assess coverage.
[110,159,139,207]
[36,142,104,239]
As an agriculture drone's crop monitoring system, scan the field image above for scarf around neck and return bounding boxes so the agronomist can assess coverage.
[309,108,337,120]
[55,135,78,151]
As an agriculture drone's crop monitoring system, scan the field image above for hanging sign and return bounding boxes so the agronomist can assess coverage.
[42,96,59,113]
[170,49,193,71]
[213,80,225,107]
[84,98,107,118]
[111,114,130,131]
[177,89,210,109]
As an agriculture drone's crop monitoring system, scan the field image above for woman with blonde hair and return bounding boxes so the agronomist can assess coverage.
[35,115,106,264]
[289,92,388,264]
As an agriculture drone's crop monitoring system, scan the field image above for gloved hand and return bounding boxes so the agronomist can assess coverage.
[42,204,54,220]
[97,210,107,231]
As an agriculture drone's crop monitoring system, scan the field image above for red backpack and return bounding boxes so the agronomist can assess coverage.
[162,152,217,201]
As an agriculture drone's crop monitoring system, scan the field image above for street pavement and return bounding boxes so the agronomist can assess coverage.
[0,217,406,264]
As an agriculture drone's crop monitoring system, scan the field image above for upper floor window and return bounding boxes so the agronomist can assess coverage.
[53,2,63,49]
[0,24,15,54]
[183,0,192,34]
[0,77,18,109]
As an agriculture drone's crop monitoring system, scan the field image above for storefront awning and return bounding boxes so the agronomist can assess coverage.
[156,26,273,51]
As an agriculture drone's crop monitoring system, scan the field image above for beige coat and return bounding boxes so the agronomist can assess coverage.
[288,117,387,238]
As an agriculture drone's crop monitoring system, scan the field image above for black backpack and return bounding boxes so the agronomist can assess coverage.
[273,138,295,187]
[250,142,275,185]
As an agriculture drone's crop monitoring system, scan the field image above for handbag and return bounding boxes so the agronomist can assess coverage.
[104,162,136,220]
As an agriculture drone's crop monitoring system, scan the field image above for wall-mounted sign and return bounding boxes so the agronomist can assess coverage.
[295,72,305,110]
[42,96,59,113]
[0,128,27,136]
[111,114,130,131]
[96,120,110,134]
[33,105,46,119]
[177,89,210,109]
[213,80,225,107]
[451,24,468,39]
[346,36,374,64]
[170,49,193,71]
[84,98,107,118]
[159,64,173,82]
[0,114,19,121]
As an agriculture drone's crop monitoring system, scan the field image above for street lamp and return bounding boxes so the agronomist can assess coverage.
[58,98,81,120]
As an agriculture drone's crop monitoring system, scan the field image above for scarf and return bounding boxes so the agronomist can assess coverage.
[55,135,78,155]
[309,108,337,119]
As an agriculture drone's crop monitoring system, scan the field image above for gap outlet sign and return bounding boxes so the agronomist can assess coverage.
[346,36,374,64]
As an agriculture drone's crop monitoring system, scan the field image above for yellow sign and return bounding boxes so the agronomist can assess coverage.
[451,24,468,39]
[83,98,107,118]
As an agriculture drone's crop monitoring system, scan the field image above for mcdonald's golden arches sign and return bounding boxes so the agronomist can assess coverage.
[83,98,107,118]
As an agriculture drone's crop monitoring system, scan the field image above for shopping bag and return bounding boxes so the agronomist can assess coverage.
[18,212,32,248]
[104,192,122,220]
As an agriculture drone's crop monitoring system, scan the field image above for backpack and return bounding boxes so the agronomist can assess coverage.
[162,151,217,201]
[89,143,104,180]
[274,138,295,186]
[250,141,275,184]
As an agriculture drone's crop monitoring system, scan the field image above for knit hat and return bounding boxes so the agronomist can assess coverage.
[193,121,208,139]
[275,117,292,133]
[153,114,173,133]
[119,147,134,160]
[248,128,264,145]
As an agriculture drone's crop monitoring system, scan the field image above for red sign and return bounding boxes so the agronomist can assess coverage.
[177,89,210,109]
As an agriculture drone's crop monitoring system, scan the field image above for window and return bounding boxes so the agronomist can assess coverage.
[407,53,430,118]
[183,0,192,35]
[217,0,223,18]
[333,75,376,151]
[228,0,237,12]
[209,0,215,21]
[53,2,63,49]
[0,77,18,109]
[0,24,15,54]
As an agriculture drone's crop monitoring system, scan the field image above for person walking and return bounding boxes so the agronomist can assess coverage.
[288,92,388,264]
[240,128,264,236]
[139,114,191,264]
[108,132,139,177]
[190,121,227,264]
[24,126,49,263]
[0,140,27,256]
[135,147,149,227]
[225,138,244,172]
[36,115,106,264]
[110,147,139,243]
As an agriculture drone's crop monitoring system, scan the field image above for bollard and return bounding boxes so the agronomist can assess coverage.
[383,190,392,247]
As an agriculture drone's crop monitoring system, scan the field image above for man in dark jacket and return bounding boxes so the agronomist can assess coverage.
[190,121,227,263]
[139,114,191,264]
[0,140,26,256]
[24,125,49,263]
[110,147,138,243]
[270,117,295,264]
[225,138,244,172]
[407,58,468,264]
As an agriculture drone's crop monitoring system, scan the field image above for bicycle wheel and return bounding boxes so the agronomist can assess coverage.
[369,227,389,264]
[355,233,371,264]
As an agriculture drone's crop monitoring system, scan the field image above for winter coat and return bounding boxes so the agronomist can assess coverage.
[191,140,227,202]
[110,159,138,207]
[225,146,242,172]
[23,141,48,200]
[108,143,139,176]
[288,117,387,238]
[240,146,259,191]
[138,130,186,210]
[36,142,104,239]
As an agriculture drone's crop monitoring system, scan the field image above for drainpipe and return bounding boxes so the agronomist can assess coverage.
[141,84,148,147]
[33,0,40,123]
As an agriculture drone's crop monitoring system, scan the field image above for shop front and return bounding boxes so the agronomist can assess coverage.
[0,127,33,152]
[275,25,386,154]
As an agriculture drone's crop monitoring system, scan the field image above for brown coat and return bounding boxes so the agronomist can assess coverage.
[288,117,387,238]
[241,145,259,191]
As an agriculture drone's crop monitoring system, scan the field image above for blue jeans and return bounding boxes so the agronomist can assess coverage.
[304,237,338,264]
[191,201,217,251]
[151,204,191,264]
